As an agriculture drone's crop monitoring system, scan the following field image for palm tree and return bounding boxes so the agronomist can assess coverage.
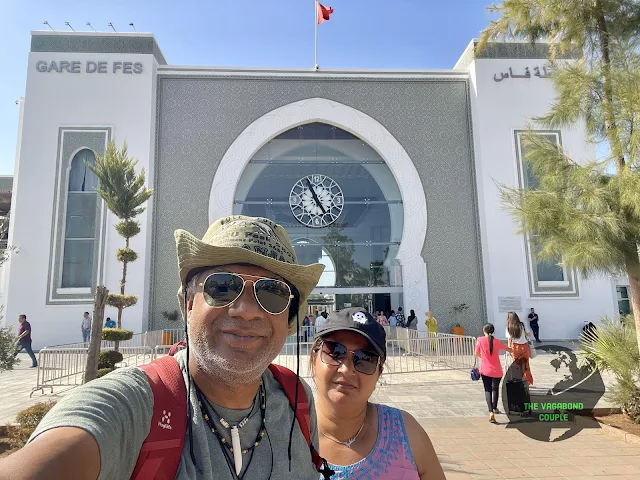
[479,0,640,351]
[86,140,153,329]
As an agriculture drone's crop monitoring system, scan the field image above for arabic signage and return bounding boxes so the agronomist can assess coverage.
[494,65,550,82]
[35,60,144,74]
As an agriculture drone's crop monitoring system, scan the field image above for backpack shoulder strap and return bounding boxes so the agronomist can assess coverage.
[267,364,324,472]
[131,354,187,480]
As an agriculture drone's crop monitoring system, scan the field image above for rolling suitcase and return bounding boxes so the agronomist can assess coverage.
[506,379,530,415]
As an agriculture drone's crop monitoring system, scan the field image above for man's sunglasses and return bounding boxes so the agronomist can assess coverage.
[319,340,381,375]
[198,272,293,315]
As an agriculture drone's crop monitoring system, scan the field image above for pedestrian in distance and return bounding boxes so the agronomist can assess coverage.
[527,308,541,343]
[14,314,38,368]
[395,307,406,328]
[474,323,511,423]
[406,310,417,330]
[505,312,534,386]
[81,311,91,343]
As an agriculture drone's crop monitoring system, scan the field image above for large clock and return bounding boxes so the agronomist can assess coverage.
[290,174,344,228]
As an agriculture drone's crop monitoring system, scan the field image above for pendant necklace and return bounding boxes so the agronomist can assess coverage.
[196,383,266,477]
[319,409,367,448]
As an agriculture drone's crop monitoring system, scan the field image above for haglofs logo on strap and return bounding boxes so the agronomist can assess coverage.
[158,410,172,430]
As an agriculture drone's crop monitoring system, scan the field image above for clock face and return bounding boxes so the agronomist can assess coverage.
[290,174,344,228]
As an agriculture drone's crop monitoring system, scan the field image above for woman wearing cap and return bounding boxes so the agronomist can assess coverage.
[310,308,445,480]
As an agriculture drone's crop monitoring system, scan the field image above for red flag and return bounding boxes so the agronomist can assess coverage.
[317,2,334,24]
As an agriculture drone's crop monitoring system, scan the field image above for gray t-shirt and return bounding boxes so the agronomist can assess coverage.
[29,350,320,479]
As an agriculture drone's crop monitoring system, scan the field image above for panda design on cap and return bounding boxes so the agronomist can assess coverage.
[352,311,368,324]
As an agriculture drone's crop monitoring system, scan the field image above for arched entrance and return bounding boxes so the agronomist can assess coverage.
[209,98,429,323]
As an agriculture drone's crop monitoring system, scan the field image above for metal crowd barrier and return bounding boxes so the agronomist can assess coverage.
[272,327,477,378]
[31,346,153,397]
[31,326,476,395]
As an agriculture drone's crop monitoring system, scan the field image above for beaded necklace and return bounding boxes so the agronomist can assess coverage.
[196,382,266,462]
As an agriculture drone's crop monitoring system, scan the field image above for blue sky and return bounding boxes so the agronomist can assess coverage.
[0,0,493,175]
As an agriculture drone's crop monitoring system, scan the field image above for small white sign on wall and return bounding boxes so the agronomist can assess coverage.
[498,296,522,313]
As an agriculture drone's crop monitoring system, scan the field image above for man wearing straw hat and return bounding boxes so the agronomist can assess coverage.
[0,216,330,480]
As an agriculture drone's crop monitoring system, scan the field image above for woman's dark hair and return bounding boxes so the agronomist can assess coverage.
[410,309,415,316]
[483,323,495,355]
[506,312,522,339]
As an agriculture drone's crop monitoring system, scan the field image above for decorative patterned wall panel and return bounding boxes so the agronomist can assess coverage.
[151,76,486,334]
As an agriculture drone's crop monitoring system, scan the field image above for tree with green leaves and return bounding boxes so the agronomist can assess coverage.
[86,140,154,330]
[479,0,640,350]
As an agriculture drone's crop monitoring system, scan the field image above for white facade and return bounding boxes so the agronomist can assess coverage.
[3,33,160,347]
[458,40,624,338]
[1,32,626,349]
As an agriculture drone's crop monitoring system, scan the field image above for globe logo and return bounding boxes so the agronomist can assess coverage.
[502,344,605,442]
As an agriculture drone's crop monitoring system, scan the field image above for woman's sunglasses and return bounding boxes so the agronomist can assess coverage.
[319,340,381,375]
[198,272,293,315]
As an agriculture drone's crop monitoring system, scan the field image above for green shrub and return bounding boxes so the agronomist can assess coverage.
[106,293,138,310]
[96,367,115,378]
[161,310,179,322]
[114,219,141,238]
[6,401,56,447]
[0,325,20,372]
[99,350,123,368]
[116,247,138,263]
[578,317,640,423]
[101,328,134,342]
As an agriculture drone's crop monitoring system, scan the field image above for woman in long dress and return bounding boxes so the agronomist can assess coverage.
[425,311,438,335]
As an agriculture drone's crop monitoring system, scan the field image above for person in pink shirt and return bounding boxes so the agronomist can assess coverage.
[474,323,512,423]
[376,311,388,326]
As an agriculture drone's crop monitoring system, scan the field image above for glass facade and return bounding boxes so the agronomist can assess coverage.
[234,123,404,290]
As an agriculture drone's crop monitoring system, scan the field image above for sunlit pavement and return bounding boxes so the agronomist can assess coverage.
[3,350,640,478]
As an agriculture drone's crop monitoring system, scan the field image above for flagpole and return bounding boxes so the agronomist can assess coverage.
[314,0,318,69]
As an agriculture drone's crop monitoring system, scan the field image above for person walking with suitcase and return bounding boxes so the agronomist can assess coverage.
[475,323,511,423]
[505,312,534,386]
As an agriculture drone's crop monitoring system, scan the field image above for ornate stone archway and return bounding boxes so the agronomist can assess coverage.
[209,97,430,322]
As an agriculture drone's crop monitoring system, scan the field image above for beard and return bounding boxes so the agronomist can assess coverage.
[188,314,286,384]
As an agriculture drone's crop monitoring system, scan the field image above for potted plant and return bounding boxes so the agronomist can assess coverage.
[450,303,469,335]
[451,322,465,336]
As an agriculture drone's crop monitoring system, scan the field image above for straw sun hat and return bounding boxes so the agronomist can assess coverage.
[175,215,324,332]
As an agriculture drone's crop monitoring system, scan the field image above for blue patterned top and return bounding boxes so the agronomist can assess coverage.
[323,404,420,479]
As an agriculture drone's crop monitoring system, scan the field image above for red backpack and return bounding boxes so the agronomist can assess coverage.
[130,343,326,479]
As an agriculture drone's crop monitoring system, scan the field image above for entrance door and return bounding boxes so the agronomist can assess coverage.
[307,287,402,316]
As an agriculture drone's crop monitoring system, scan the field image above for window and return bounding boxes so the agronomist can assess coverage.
[60,149,98,288]
[235,123,404,289]
[515,130,578,297]
[617,286,632,315]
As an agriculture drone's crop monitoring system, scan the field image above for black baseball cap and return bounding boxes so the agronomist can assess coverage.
[314,307,387,358]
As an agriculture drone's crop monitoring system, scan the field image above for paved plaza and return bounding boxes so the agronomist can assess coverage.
[2,348,640,478]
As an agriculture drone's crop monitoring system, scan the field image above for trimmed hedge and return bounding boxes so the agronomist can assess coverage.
[101,328,134,342]
[106,293,138,310]
[96,367,115,378]
[99,350,123,368]
[6,401,57,447]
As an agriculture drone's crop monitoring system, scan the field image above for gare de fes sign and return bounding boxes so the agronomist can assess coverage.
[35,60,144,74]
